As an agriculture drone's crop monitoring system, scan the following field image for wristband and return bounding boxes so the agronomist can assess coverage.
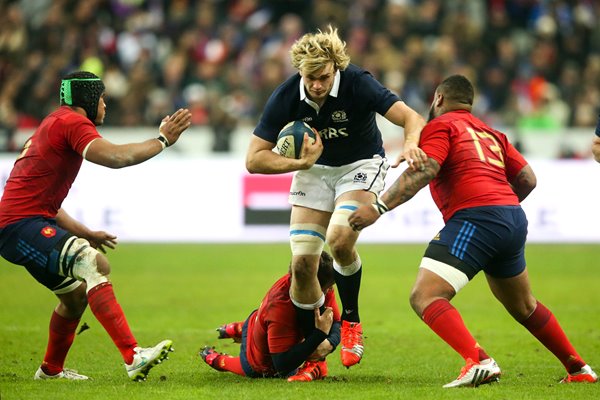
[372,197,389,215]
[157,134,170,149]
[595,114,600,137]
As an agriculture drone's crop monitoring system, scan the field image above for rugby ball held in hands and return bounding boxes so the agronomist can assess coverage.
[276,121,316,159]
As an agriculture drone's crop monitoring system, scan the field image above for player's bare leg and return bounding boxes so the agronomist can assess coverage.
[35,284,89,380]
[410,268,499,387]
[487,270,597,383]
[327,190,373,367]
[289,205,330,336]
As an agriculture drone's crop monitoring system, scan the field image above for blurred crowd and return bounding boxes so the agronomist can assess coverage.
[0,0,599,152]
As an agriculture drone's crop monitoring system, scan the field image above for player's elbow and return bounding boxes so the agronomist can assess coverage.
[245,158,258,174]
[270,353,295,376]
[512,165,537,201]
[592,141,600,163]
[110,158,133,169]
[245,153,262,174]
[519,178,536,200]
[103,153,136,169]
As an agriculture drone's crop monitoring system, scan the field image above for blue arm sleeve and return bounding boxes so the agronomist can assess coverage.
[595,114,600,137]
[326,321,341,350]
[270,329,328,376]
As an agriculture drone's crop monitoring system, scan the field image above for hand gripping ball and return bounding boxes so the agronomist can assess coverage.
[276,121,316,159]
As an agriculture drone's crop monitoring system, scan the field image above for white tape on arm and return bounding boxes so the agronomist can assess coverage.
[372,197,389,215]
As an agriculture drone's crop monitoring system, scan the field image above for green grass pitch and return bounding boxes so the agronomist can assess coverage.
[1,243,599,400]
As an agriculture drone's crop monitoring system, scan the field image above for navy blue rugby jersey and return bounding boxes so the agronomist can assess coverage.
[253,64,400,167]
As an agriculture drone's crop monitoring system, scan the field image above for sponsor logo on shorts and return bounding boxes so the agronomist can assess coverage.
[432,232,441,241]
[302,117,313,123]
[353,172,367,183]
[290,190,306,197]
[41,226,56,238]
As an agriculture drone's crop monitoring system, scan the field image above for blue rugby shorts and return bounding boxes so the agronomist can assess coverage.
[424,205,528,279]
[0,217,80,292]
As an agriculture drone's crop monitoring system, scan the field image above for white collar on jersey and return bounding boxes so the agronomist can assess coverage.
[299,69,341,101]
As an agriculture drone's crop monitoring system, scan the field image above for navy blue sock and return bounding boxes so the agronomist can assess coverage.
[334,267,362,323]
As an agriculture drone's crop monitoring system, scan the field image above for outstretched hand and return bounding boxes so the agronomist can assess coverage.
[392,141,427,171]
[159,108,192,147]
[87,231,117,254]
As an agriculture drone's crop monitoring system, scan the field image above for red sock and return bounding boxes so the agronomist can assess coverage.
[422,299,489,362]
[214,355,245,376]
[41,311,80,375]
[87,282,137,364]
[521,301,585,373]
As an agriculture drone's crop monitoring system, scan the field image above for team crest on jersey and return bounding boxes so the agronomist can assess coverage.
[331,110,348,123]
[353,172,367,183]
[41,226,56,238]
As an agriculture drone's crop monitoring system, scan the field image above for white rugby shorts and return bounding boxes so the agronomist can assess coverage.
[289,155,389,212]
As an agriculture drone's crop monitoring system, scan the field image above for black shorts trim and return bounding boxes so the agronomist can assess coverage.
[423,243,479,280]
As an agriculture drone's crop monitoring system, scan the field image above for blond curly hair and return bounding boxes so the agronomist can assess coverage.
[289,25,351,75]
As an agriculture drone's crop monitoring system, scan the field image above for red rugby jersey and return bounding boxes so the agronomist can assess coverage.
[245,274,340,375]
[420,110,527,222]
[0,107,101,227]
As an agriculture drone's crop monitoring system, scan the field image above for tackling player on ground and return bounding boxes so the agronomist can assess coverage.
[349,75,597,387]
[200,251,340,382]
[245,25,426,368]
[0,71,192,381]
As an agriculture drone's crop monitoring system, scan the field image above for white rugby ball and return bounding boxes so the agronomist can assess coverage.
[276,121,316,159]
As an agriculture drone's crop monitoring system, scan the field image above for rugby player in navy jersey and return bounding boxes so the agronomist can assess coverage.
[246,25,426,368]
[349,75,597,387]
[0,71,191,381]
[593,114,600,162]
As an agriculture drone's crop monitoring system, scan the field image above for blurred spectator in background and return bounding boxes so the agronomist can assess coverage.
[0,0,599,153]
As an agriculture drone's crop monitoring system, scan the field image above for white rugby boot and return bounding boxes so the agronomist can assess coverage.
[443,358,501,388]
[125,339,173,381]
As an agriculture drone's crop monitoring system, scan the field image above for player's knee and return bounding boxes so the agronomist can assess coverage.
[292,265,316,284]
[507,296,538,322]
[95,252,111,275]
[291,256,319,283]
[326,236,353,262]
[409,287,427,315]
[57,284,88,318]
[408,289,444,316]
[61,238,109,291]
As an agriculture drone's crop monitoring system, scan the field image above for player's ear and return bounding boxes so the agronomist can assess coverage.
[435,92,444,107]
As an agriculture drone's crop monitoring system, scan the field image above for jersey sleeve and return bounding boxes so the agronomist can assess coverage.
[253,89,290,144]
[501,135,528,181]
[64,117,102,155]
[265,302,301,354]
[418,120,451,166]
[355,71,400,115]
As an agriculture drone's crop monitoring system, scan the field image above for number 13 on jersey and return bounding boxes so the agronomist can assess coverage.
[467,127,505,168]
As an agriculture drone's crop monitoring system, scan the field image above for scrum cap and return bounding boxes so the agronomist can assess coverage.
[60,71,105,122]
